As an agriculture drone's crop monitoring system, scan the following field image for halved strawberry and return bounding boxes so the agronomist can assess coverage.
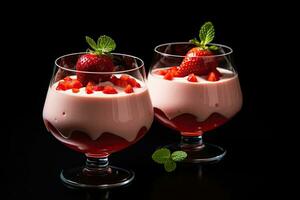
[177,22,219,77]
[177,48,215,77]
[187,73,198,82]
[207,71,220,81]
[103,85,118,94]
[124,84,134,93]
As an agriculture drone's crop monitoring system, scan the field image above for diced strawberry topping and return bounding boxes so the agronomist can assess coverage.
[56,81,67,91]
[124,84,134,93]
[212,69,222,77]
[187,73,198,82]
[64,76,73,81]
[72,88,80,93]
[85,82,94,94]
[70,80,83,89]
[109,75,141,88]
[207,71,220,81]
[120,75,130,81]
[56,77,84,91]
[93,86,104,91]
[110,75,118,84]
[164,71,173,80]
[103,86,118,94]
[158,69,168,75]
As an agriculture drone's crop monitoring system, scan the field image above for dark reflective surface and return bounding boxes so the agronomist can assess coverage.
[6,4,290,199]
[8,109,282,199]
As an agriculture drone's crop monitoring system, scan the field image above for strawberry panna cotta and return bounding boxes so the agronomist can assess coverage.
[55,35,140,95]
[156,22,223,82]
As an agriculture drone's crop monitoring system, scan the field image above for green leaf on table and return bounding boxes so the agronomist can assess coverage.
[152,148,171,164]
[171,151,187,162]
[164,158,177,172]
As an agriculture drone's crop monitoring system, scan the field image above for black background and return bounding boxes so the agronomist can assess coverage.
[5,2,295,200]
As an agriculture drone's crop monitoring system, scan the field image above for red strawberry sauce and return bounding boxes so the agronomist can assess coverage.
[44,120,147,158]
[154,108,227,136]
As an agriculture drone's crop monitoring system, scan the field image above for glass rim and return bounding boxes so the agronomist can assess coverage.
[54,52,145,75]
[154,42,233,58]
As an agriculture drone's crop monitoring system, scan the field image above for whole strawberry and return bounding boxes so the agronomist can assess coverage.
[76,35,116,85]
[177,22,220,77]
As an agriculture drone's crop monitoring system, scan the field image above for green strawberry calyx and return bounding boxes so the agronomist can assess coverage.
[190,21,219,51]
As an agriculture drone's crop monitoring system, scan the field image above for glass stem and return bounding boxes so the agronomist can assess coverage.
[180,135,204,150]
[83,156,110,175]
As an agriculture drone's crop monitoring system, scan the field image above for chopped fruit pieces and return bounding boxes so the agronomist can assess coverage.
[120,75,130,81]
[207,71,220,81]
[72,88,80,93]
[85,82,94,94]
[157,66,178,78]
[64,76,72,81]
[212,69,222,77]
[128,78,141,88]
[56,75,140,95]
[56,77,84,91]
[187,73,198,82]
[70,80,83,89]
[164,71,173,80]
[93,86,104,91]
[124,84,134,93]
[109,75,141,88]
[158,69,168,75]
[103,86,118,94]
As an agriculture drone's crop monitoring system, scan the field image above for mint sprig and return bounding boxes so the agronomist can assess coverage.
[85,35,116,55]
[189,21,219,50]
[152,148,187,172]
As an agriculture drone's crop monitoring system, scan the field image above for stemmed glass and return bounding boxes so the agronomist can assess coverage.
[148,42,242,163]
[43,53,153,189]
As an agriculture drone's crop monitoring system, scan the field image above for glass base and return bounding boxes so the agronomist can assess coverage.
[167,135,226,164]
[60,165,135,189]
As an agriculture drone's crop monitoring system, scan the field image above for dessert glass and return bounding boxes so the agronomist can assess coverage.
[148,42,242,163]
[43,53,153,188]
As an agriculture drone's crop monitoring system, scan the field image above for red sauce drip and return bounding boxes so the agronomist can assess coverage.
[44,120,147,158]
[154,108,228,136]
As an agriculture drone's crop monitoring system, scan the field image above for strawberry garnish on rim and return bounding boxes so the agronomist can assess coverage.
[177,22,220,78]
[76,35,116,86]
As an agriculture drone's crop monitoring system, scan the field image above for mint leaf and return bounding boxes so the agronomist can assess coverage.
[97,35,116,53]
[152,148,171,164]
[199,21,215,46]
[208,45,219,51]
[85,36,97,50]
[171,151,187,162]
[189,38,201,46]
[164,158,177,172]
